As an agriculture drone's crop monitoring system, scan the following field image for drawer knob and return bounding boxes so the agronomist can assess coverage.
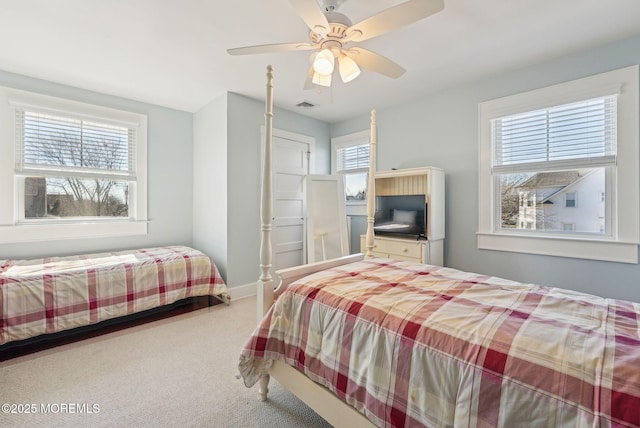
[403,248,408,252]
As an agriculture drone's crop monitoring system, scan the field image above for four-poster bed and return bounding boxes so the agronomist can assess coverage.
[239,66,640,427]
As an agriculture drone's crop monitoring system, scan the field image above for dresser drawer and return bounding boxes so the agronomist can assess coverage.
[374,239,421,259]
[361,235,425,262]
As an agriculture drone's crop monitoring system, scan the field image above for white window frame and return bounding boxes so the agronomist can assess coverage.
[478,65,639,263]
[564,192,577,208]
[331,130,369,216]
[0,87,148,243]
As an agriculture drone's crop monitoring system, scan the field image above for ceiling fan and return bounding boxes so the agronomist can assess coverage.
[227,0,445,88]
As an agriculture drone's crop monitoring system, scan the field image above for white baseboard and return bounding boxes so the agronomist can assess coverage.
[227,282,256,301]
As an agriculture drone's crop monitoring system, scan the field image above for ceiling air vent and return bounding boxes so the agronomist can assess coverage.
[296,101,316,108]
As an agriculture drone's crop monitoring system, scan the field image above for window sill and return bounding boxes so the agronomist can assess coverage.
[477,232,638,264]
[0,221,148,244]
[346,202,367,216]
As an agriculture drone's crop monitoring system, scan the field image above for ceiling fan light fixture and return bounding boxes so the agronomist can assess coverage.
[312,48,334,75]
[312,71,332,87]
[228,0,446,90]
[339,55,360,83]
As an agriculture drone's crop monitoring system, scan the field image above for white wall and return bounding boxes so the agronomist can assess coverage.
[332,35,640,302]
[0,70,194,259]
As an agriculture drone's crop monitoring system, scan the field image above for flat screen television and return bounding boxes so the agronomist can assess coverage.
[374,194,427,239]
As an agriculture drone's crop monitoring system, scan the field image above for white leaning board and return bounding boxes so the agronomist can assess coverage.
[305,174,350,263]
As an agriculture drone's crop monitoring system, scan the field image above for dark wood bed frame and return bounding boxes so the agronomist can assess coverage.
[0,295,218,361]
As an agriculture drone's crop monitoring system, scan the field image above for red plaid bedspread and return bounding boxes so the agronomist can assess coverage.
[0,245,228,345]
[239,258,640,427]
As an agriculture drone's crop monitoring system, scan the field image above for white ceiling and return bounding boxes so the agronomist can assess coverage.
[1,0,640,123]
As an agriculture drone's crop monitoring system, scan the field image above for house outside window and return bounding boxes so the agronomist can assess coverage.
[515,172,598,232]
[331,130,369,216]
[0,87,148,243]
[478,65,639,263]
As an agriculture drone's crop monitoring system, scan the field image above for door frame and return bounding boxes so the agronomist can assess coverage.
[260,126,315,271]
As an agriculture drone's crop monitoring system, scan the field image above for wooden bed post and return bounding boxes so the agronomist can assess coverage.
[257,65,275,401]
[365,109,376,258]
[254,67,376,410]
[252,68,374,422]
[257,65,275,322]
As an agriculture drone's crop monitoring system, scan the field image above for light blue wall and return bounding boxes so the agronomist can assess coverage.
[193,93,229,280]
[332,35,640,302]
[0,70,194,259]
[195,92,330,288]
[0,70,329,290]
[4,34,639,302]
[225,92,331,287]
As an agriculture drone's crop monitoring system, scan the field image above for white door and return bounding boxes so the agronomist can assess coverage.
[269,129,314,272]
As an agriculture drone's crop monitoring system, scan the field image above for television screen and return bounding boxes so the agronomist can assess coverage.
[374,195,426,239]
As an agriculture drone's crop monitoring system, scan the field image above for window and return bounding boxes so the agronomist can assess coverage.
[478,65,639,263]
[0,87,148,243]
[331,130,370,216]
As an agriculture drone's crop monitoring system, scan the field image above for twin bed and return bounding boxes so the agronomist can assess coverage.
[238,66,640,427]
[0,245,228,347]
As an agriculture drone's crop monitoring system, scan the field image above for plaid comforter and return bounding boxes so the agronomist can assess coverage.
[239,258,640,427]
[0,245,228,345]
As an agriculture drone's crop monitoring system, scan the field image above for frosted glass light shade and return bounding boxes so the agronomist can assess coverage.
[312,71,332,87]
[339,55,360,83]
[313,49,334,75]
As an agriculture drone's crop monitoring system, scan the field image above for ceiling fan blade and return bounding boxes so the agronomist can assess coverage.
[289,0,330,35]
[227,42,316,56]
[347,0,444,42]
[345,48,406,79]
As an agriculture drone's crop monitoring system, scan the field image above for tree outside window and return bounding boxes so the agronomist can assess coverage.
[18,111,134,220]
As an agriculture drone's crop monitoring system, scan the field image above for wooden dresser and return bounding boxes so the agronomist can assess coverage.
[362,166,445,266]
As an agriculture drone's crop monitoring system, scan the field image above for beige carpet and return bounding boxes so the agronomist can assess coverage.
[0,296,333,427]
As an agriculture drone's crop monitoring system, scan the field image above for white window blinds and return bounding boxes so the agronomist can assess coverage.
[336,142,369,172]
[492,95,617,173]
[15,109,137,179]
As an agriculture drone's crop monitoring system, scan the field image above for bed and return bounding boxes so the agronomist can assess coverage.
[238,66,640,427]
[0,245,229,346]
